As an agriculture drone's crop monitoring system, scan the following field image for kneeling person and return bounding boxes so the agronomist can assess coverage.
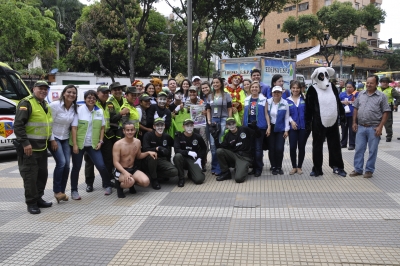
[112,122,157,198]
[142,118,178,190]
[173,119,207,187]
[214,118,260,183]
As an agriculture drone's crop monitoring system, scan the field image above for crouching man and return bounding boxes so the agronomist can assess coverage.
[112,122,157,198]
[173,119,207,187]
[213,118,260,183]
[142,118,178,190]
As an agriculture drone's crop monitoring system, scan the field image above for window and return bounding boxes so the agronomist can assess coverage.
[368,31,372,37]
[325,0,331,6]
[277,39,281,44]
[353,36,358,44]
[0,99,16,115]
[298,38,308,44]
[288,37,295,42]
[361,38,367,42]
[355,3,359,10]
[277,24,280,29]
[298,2,309,11]
[284,5,296,12]
[0,69,30,100]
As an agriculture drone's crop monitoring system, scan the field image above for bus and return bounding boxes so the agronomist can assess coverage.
[375,71,400,82]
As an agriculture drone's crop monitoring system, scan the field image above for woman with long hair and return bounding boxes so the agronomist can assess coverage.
[242,79,252,97]
[180,79,191,102]
[243,81,269,177]
[49,84,78,203]
[207,77,232,175]
[271,74,290,99]
[287,81,309,175]
[339,80,358,150]
[144,83,157,104]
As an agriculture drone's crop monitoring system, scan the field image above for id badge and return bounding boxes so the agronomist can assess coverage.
[214,107,218,114]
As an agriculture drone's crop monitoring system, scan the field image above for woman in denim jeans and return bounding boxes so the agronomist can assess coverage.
[49,85,78,203]
[206,77,232,175]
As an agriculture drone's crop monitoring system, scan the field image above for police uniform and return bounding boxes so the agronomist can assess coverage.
[173,124,207,186]
[142,128,178,189]
[377,85,400,141]
[107,85,127,139]
[85,85,115,190]
[120,86,141,132]
[14,81,53,214]
[215,121,259,183]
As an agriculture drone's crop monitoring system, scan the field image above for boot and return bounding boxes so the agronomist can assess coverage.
[151,180,161,190]
[216,171,232,181]
[178,178,185,187]
[115,180,125,198]
[129,185,136,194]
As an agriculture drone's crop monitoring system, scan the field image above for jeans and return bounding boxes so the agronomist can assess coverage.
[70,146,111,191]
[354,125,381,173]
[50,138,71,193]
[268,125,285,169]
[288,129,309,168]
[209,117,226,174]
[253,129,266,173]
[341,116,356,147]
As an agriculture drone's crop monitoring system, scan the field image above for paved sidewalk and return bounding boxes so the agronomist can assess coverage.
[1,120,400,265]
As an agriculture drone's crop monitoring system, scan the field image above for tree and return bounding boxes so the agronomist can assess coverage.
[281,1,385,66]
[0,0,62,69]
[351,41,373,59]
[384,50,400,71]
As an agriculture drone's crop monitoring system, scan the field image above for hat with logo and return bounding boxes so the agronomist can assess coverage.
[272,86,283,92]
[157,91,168,98]
[125,86,140,94]
[226,117,236,124]
[154,118,165,125]
[97,85,111,93]
[109,82,127,91]
[139,93,151,101]
[183,118,194,125]
[34,80,50,88]
[192,76,201,82]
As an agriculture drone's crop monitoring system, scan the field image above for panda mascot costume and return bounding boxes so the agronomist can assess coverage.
[305,67,347,177]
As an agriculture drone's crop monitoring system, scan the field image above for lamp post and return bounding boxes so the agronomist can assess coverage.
[159,32,175,76]
[284,38,291,59]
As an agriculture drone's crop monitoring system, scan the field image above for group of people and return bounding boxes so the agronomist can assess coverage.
[13,70,394,214]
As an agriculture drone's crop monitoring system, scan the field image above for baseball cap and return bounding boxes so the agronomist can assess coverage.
[226,117,236,124]
[34,80,50,88]
[272,86,283,92]
[109,82,126,91]
[157,91,168,97]
[97,85,111,93]
[154,118,165,125]
[188,86,197,91]
[192,76,201,82]
[139,93,151,101]
[125,86,140,94]
[183,118,194,125]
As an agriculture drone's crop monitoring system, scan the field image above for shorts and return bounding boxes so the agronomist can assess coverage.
[113,166,139,180]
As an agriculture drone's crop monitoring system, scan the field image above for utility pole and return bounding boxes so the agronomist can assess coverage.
[187,0,193,79]
[339,43,343,80]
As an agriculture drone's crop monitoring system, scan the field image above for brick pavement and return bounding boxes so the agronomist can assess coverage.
[1,117,400,265]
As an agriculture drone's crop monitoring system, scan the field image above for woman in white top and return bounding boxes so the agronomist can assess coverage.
[49,85,77,203]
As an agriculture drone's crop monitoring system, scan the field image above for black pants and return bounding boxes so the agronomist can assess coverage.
[341,116,356,147]
[18,151,48,205]
[144,156,178,181]
[85,137,115,186]
[268,124,286,169]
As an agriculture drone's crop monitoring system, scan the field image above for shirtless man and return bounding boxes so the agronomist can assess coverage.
[112,122,156,198]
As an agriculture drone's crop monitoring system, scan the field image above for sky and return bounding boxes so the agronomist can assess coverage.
[79,0,398,44]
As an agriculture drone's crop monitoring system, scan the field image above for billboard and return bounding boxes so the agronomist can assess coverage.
[262,58,296,87]
[220,61,261,80]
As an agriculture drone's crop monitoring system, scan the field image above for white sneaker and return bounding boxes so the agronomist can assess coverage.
[71,191,81,200]
[104,187,112,195]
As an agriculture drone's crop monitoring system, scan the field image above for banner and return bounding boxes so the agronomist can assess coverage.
[309,57,328,66]
[221,61,261,80]
[262,59,296,87]
[190,105,206,128]
[296,45,320,62]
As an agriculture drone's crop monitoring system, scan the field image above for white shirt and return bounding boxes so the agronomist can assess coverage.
[50,100,76,140]
[72,104,105,147]
[267,98,290,131]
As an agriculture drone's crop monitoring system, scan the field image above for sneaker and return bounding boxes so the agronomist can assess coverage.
[363,171,373,178]
[104,187,112,195]
[333,167,347,177]
[278,169,284,175]
[272,169,278,175]
[289,168,297,175]
[71,191,81,200]
[349,170,362,177]
[348,146,355,150]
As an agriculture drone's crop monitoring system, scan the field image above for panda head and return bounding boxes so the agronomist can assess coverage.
[311,67,335,90]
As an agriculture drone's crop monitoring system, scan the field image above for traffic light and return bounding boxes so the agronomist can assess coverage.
[351,64,355,72]
[388,38,392,48]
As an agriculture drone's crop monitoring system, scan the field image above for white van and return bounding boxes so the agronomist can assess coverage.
[47,84,99,105]
[0,95,17,151]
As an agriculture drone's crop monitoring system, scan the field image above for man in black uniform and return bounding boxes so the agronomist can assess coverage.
[173,119,207,187]
[147,91,172,130]
[213,117,260,183]
[142,118,178,189]
[14,80,53,214]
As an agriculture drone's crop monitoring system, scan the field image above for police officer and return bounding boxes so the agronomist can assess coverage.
[108,82,128,138]
[213,117,260,183]
[136,93,153,139]
[85,85,114,192]
[142,118,178,190]
[147,91,172,130]
[14,81,53,214]
[377,77,400,142]
[173,119,207,187]
[120,86,141,132]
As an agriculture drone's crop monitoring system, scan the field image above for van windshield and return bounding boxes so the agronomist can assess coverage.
[0,67,30,100]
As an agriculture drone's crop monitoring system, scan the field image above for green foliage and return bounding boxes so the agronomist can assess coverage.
[52,58,68,72]
[352,42,373,58]
[0,0,62,69]
[281,1,386,65]
[384,50,400,71]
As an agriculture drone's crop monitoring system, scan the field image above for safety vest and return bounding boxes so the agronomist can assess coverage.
[120,102,140,130]
[107,96,126,114]
[69,106,103,149]
[24,96,53,151]
[96,101,113,139]
[377,86,394,105]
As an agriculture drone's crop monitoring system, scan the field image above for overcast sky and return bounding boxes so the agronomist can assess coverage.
[79,0,398,44]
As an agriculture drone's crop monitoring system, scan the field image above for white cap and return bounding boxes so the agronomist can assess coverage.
[192,76,201,82]
[272,86,283,92]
